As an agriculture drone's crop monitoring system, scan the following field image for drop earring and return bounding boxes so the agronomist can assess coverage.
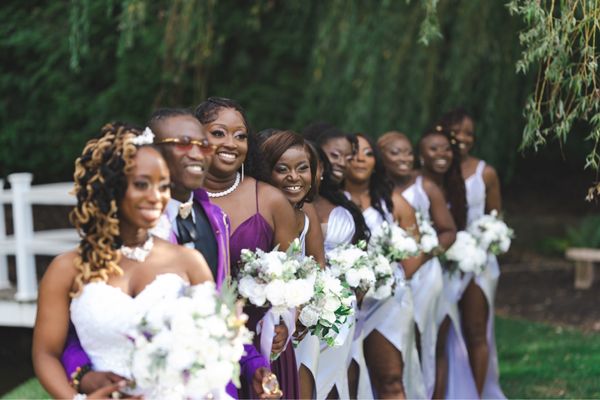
[241,163,245,181]
[420,157,425,166]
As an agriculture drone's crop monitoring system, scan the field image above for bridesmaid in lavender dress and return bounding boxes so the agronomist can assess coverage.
[195,98,300,399]
[440,109,505,399]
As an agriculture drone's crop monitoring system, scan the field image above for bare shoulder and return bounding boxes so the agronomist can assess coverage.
[482,163,499,180]
[154,238,211,282]
[154,238,205,264]
[40,250,79,289]
[257,180,289,204]
[421,176,443,197]
[392,190,412,210]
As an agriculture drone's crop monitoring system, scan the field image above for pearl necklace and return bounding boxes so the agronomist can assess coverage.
[207,172,241,198]
[120,235,154,262]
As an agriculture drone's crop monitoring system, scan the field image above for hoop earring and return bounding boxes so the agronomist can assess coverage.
[241,163,245,181]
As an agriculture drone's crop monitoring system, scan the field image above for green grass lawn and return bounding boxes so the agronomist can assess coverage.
[3,316,600,399]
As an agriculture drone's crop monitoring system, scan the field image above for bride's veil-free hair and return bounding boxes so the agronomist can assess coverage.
[69,122,147,296]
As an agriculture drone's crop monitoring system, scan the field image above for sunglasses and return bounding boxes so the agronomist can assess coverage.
[156,136,217,155]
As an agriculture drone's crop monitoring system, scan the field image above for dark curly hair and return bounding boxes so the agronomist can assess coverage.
[418,125,467,230]
[194,97,267,180]
[69,122,149,296]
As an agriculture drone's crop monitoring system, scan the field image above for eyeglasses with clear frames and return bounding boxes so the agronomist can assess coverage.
[156,137,217,155]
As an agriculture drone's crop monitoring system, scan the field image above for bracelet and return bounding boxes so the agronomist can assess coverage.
[70,364,92,393]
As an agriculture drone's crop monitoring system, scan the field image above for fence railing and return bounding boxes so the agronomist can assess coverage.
[0,173,78,302]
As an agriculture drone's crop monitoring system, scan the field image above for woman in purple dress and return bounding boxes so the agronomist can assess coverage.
[195,98,300,399]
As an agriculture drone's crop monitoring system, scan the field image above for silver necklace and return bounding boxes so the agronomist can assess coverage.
[207,172,241,198]
[120,235,154,262]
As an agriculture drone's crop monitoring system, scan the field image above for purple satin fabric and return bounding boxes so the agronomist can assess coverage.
[230,213,300,400]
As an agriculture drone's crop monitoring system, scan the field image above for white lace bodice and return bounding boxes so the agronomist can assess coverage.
[70,273,188,380]
[402,176,431,219]
[323,206,356,253]
[465,160,486,225]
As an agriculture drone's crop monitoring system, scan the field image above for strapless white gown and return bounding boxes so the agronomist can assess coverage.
[70,273,189,396]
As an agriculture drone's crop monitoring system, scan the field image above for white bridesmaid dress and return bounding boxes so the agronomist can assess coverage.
[296,207,358,399]
[401,175,444,398]
[353,203,426,399]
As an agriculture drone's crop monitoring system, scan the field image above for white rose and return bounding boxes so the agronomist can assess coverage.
[323,296,341,312]
[284,279,313,307]
[299,305,320,327]
[262,252,286,277]
[345,268,361,288]
[264,279,286,306]
[421,234,439,253]
[372,283,392,300]
[239,276,267,306]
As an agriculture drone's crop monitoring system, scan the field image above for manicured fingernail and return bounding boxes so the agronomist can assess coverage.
[118,380,127,387]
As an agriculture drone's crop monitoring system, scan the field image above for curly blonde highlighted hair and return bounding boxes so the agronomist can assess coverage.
[70,122,142,296]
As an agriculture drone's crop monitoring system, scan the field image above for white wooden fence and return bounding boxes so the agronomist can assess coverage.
[0,173,78,327]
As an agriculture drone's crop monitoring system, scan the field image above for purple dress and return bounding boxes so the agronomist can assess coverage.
[230,183,300,400]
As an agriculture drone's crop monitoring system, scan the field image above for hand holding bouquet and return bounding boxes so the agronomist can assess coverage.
[468,210,514,255]
[237,239,319,359]
[444,231,488,274]
[415,212,441,255]
[368,221,419,262]
[326,241,375,292]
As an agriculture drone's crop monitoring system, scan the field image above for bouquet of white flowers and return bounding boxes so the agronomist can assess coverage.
[299,270,356,346]
[415,212,440,254]
[444,231,488,274]
[128,282,252,400]
[367,253,396,300]
[468,210,514,255]
[237,239,318,359]
[326,241,375,292]
[368,221,419,262]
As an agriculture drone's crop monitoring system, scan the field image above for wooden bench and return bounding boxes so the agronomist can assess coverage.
[565,247,600,289]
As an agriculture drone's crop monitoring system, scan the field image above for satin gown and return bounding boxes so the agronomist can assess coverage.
[401,175,445,398]
[353,202,426,399]
[229,183,300,399]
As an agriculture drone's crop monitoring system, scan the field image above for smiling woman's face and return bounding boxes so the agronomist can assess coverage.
[320,137,353,184]
[380,136,414,178]
[270,145,312,206]
[204,107,248,177]
[419,134,453,175]
[119,147,171,230]
[347,135,375,184]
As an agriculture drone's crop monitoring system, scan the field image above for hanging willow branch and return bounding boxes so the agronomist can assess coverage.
[507,0,600,200]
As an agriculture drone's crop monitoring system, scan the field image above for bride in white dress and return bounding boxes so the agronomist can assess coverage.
[32,123,213,399]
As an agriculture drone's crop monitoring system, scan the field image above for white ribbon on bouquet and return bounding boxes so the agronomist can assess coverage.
[257,307,296,360]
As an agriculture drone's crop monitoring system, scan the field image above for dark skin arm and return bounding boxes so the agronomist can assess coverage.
[302,202,326,268]
[422,177,457,250]
[391,192,425,278]
[482,164,502,213]
[33,252,131,399]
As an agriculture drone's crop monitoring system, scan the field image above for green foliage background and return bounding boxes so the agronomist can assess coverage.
[1,1,540,182]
